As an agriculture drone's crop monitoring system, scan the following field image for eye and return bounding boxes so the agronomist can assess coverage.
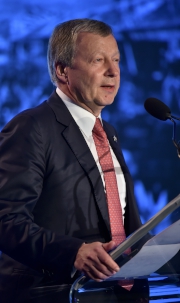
[95,58,103,62]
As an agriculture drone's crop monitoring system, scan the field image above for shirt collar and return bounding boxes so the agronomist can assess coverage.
[56,87,102,137]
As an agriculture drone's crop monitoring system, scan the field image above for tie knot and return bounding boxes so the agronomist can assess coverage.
[93,118,104,135]
[92,118,108,145]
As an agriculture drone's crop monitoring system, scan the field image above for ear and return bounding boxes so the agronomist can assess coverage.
[55,64,68,84]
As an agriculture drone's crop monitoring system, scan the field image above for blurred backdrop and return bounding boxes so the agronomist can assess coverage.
[0,0,180,233]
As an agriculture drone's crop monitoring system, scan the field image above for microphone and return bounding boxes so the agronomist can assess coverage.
[144,97,180,158]
[144,97,171,121]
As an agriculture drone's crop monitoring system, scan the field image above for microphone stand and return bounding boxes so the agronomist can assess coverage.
[168,115,180,158]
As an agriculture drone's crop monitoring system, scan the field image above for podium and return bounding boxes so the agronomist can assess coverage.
[69,272,180,302]
[69,195,180,303]
[30,270,180,303]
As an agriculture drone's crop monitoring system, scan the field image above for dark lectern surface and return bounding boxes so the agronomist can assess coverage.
[70,274,180,303]
[14,273,178,303]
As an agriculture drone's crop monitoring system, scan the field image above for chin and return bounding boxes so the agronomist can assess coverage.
[103,99,115,106]
[94,96,115,108]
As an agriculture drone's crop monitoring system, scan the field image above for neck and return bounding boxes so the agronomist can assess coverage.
[57,85,103,117]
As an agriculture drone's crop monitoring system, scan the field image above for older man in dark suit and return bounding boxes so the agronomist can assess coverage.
[0,19,144,302]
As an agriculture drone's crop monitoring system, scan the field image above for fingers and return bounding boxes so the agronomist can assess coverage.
[74,242,120,282]
[102,240,116,252]
[82,253,117,280]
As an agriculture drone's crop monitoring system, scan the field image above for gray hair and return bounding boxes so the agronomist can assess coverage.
[47,19,113,85]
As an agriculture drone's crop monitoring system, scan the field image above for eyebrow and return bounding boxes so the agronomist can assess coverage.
[90,50,120,57]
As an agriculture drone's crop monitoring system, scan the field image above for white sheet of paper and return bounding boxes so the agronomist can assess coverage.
[108,219,180,280]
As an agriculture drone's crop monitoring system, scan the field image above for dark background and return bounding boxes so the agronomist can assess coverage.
[0,0,180,233]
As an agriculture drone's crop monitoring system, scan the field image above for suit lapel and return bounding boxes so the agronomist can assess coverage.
[47,92,111,233]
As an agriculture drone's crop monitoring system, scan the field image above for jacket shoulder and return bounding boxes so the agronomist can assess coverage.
[1,92,60,132]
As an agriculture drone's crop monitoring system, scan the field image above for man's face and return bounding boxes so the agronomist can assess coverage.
[62,32,120,116]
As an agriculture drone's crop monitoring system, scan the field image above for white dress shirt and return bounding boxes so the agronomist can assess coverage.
[56,87,126,219]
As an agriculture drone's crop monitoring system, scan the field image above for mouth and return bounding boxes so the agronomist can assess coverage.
[101,85,115,92]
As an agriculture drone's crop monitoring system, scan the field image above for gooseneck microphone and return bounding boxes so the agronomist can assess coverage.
[144,97,171,121]
[144,97,180,158]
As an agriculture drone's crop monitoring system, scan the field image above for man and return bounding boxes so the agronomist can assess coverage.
[0,19,144,302]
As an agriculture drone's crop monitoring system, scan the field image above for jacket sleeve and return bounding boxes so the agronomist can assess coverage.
[0,113,83,280]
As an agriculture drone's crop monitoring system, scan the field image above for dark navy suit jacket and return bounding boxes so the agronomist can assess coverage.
[0,91,142,301]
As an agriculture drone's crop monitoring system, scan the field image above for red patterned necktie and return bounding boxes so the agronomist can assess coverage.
[92,118,126,246]
[92,118,133,291]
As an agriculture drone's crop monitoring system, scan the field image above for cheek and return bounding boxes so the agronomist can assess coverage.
[70,71,99,98]
[80,76,96,93]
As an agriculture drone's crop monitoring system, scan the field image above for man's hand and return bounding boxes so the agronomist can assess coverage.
[74,241,120,282]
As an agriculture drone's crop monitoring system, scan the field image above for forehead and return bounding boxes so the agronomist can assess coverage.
[74,32,119,56]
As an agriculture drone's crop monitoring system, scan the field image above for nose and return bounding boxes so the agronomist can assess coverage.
[105,60,120,78]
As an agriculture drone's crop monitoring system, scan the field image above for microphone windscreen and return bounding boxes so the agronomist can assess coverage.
[144,97,171,121]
